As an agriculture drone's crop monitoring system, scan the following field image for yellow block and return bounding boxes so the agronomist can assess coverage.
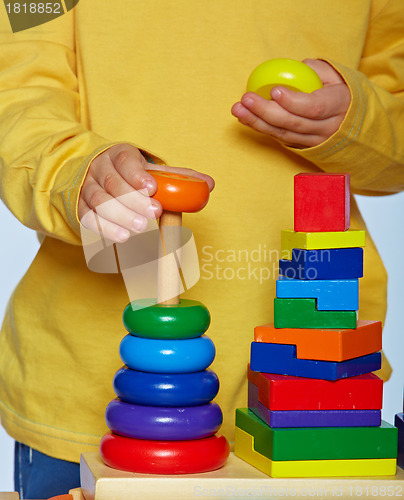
[234,427,397,478]
[281,229,366,260]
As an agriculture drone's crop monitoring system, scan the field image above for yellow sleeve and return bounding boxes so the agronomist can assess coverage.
[0,9,115,245]
[289,0,404,195]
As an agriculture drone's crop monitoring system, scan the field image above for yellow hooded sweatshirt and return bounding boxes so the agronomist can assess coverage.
[0,0,403,462]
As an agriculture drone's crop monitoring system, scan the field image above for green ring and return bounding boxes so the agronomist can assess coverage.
[123,299,211,339]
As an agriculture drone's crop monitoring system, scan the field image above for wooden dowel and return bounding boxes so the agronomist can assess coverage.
[157,211,182,305]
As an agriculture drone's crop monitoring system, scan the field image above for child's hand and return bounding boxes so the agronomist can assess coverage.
[231,59,351,149]
[78,143,214,243]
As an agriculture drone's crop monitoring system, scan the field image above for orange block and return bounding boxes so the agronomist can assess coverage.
[254,320,382,362]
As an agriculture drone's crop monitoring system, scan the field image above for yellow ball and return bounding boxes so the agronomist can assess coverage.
[247,58,323,99]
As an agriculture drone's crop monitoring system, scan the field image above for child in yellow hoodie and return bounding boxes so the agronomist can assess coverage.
[0,0,403,497]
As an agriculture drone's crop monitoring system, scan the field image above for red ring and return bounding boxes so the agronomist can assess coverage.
[149,170,210,213]
[100,432,230,474]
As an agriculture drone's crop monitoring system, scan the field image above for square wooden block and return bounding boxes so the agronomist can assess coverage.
[294,173,350,232]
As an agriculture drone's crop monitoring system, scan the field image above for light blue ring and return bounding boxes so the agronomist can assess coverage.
[120,334,216,374]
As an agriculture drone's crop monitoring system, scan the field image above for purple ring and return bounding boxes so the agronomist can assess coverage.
[105,399,223,441]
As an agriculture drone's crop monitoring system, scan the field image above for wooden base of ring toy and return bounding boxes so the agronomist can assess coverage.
[100,432,229,474]
[0,494,81,500]
[79,451,404,500]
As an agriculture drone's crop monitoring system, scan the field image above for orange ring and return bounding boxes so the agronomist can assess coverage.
[148,170,210,213]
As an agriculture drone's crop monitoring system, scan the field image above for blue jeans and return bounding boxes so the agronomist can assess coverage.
[14,442,81,499]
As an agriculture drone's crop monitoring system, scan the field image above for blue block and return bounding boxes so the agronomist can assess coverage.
[279,248,363,280]
[395,413,404,469]
[250,342,381,381]
[276,276,359,311]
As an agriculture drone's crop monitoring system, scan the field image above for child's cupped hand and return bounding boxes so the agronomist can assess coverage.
[231,59,351,149]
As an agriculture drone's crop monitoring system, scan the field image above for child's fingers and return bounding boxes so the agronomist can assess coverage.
[232,97,343,145]
[231,102,322,147]
[236,94,330,135]
[107,144,158,195]
[78,198,132,243]
[270,83,351,120]
[106,145,215,195]
[302,59,346,85]
[89,154,162,220]
[79,177,154,239]
[232,100,277,133]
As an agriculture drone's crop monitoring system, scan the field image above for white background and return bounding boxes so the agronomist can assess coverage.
[0,192,404,492]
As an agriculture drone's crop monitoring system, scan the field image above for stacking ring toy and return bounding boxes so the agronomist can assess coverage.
[105,399,223,440]
[113,367,219,407]
[120,334,215,373]
[123,298,210,339]
[100,432,230,474]
[148,170,210,213]
[247,58,323,100]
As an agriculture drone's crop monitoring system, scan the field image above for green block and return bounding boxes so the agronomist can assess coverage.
[235,408,398,461]
[274,298,357,329]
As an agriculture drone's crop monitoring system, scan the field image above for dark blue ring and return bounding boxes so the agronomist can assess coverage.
[113,367,220,407]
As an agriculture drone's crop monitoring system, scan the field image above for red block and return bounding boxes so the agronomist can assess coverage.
[247,365,382,411]
[294,173,350,232]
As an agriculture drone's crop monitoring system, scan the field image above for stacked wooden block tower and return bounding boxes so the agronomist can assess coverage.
[235,173,398,477]
[395,395,404,469]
